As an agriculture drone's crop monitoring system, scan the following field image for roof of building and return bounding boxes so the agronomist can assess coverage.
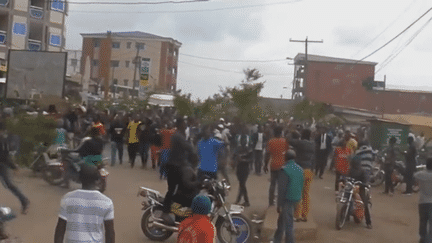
[294,53,377,66]
[80,31,181,45]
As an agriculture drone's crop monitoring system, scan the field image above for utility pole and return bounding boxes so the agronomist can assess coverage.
[132,42,141,99]
[290,37,323,99]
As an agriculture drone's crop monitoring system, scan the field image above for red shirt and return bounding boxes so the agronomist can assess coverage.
[334,146,352,175]
[178,214,215,243]
[266,138,289,171]
[160,128,176,150]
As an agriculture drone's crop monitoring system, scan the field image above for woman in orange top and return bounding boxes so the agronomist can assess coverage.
[333,137,353,192]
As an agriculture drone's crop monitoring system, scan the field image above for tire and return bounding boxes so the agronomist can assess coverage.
[42,165,65,186]
[335,203,348,230]
[141,207,173,241]
[369,168,384,187]
[216,213,252,243]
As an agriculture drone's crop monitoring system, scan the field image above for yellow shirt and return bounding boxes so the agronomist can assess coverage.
[346,138,358,153]
[127,121,141,144]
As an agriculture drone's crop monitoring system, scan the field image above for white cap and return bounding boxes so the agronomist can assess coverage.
[219,118,225,122]
[218,124,224,129]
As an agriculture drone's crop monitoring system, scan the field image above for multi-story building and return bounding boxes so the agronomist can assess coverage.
[292,53,432,115]
[80,31,181,97]
[0,0,68,78]
[66,49,81,77]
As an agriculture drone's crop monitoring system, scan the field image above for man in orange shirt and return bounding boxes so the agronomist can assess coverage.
[178,195,216,243]
[264,126,289,206]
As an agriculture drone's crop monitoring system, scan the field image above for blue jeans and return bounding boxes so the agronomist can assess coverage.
[111,141,124,165]
[139,142,149,166]
[274,200,296,243]
[159,149,170,178]
[0,165,28,207]
[419,203,432,243]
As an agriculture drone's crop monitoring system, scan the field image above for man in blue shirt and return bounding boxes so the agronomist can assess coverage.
[197,124,224,182]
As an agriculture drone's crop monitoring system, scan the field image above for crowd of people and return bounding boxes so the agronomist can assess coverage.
[1,103,432,242]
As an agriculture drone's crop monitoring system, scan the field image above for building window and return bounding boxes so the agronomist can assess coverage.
[136,43,145,50]
[124,79,128,86]
[113,79,118,84]
[134,80,139,87]
[112,42,120,49]
[127,42,131,49]
[51,0,64,12]
[94,39,100,48]
[92,60,99,66]
[12,22,27,36]
[125,61,130,68]
[71,59,78,66]
[111,60,119,67]
[0,0,9,7]
[49,34,62,47]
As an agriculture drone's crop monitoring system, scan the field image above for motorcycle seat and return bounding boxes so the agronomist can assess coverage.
[170,203,192,218]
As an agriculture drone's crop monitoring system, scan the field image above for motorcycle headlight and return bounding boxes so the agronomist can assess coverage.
[137,188,147,197]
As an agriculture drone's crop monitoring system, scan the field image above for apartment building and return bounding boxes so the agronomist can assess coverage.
[80,31,181,97]
[66,49,81,77]
[0,0,68,78]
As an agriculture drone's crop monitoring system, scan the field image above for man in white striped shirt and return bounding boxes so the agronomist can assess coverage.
[54,164,115,243]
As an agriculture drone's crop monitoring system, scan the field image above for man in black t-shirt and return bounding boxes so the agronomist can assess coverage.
[108,115,126,166]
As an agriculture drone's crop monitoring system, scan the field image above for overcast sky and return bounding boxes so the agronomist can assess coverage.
[65,0,432,100]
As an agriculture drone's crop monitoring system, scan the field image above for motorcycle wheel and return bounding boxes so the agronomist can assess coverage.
[216,213,252,243]
[96,177,107,193]
[335,203,348,230]
[141,207,173,241]
[42,166,64,186]
[369,168,385,187]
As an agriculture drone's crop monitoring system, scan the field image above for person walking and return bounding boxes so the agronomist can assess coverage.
[108,115,126,166]
[233,125,253,207]
[0,123,30,215]
[415,158,432,243]
[314,126,332,179]
[289,129,315,222]
[382,136,399,196]
[54,164,115,243]
[138,118,152,169]
[273,150,304,243]
[126,115,141,168]
[159,121,177,179]
[264,126,289,206]
[197,125,224,182]
[404,136,417,195]
[177,195,216,243]
[252,125,266,175]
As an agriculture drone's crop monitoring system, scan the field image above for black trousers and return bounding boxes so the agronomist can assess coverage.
[162,164,183,213]
[384,165,394,193]
[315,152,329,177]
[128,142,139,166]
[419,203,432,243]
[359,186,372,225]
[236,163,250,204]
[405,168,415,193]
[254,150,263,174]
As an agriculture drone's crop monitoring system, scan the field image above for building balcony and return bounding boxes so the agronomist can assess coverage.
[28,39,42,51]
[30,6,44,19]
[0,30,5,45]
[0,0,9,7]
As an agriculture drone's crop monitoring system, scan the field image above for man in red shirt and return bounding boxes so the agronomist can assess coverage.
[159,121,176,179]
[264,126,289,206]
[333,136,352,192]
[178,195,216,243]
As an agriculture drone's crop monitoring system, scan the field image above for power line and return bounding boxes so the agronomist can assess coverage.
[179,61,290,77]
[376,15,432,73]
[64,0,208,5]
[181,53,289,63]
[359,6,432,62]
[69,0,302,13]
[351,0,420,58]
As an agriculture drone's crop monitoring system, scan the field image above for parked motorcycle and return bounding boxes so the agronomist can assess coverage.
[138,179,252,243]
[391,160,425,192]
[0,206,20,242]
[369,151,385,187]
[335,177,371,230]
[42,146,109,193]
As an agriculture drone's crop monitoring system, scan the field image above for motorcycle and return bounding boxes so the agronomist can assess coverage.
[391,160,425,193]
[42,146,109,193]
[335,177,371,230]
[369,151,385,187]
[0,207,20,242]
[138,179,252,243]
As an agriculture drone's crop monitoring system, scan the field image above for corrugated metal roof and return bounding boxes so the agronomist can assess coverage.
[80,31,181,44]
[294,53,377,66]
